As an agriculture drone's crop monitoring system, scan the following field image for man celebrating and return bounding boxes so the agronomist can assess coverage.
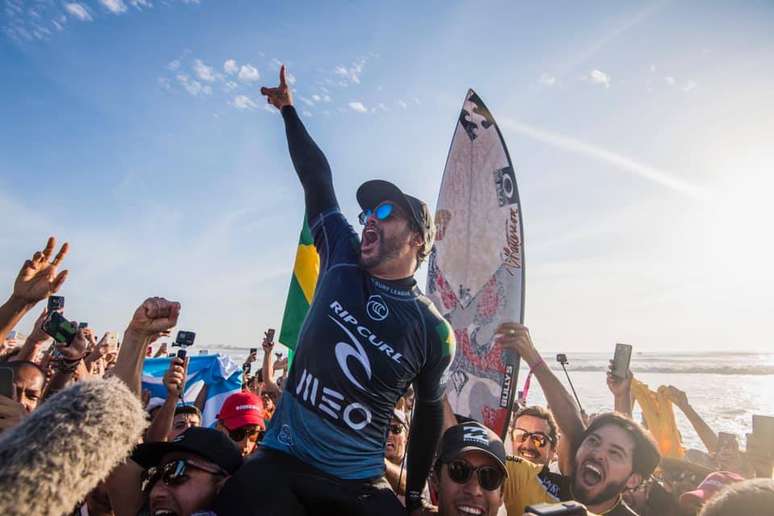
[215,66,455,516]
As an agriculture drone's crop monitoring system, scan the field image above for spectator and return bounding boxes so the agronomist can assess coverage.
[497,323,661,515]
[0,360,45,414]
[132,427,243,516]
[430,422,507,516]
[698,478,774,516]
[679,471,745,514]
[216,391,266,456]
[384,409,410,495]
[145,356,200,442]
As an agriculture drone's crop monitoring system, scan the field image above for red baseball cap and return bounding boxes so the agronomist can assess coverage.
[679,471,745,508]
[217,392,265,431]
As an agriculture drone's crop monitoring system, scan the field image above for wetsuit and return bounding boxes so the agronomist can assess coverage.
[215,106,455,516]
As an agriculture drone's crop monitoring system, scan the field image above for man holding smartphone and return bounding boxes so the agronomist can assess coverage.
[215,66,455,516]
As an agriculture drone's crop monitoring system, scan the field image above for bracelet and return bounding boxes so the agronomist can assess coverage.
[53,355,85,374]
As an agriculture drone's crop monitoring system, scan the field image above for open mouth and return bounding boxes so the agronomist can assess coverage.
[153,510,178,516]
[518,447,539,460]
[456,505,485,515]
[361,227,379,251]
[579,461,604,487]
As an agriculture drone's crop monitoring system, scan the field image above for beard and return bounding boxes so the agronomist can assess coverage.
[359,224,410,270]
[572,476,628,507]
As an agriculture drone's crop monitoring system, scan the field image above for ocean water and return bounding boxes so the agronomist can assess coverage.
[209,347,774,452]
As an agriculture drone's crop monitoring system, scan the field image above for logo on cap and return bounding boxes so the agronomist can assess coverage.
[366,295,389,321]
[463,425,490,446]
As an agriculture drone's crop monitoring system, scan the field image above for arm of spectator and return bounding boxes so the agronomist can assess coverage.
[42,327,90,401]
[384,457,407,496]
[260,332,280,392]
[194,382,208,412]
[10,308,50,363]
[84,332,110,369]
[441,394,458,433]
[496,323,586,453]
[112,297,180,397]
[0,237,68,340]
[104,459,145,516]
[665,385,718,453]
[145,356,186,442]
[606,361,633,417]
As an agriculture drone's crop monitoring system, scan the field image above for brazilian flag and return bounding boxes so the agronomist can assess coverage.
[279,218,319,365]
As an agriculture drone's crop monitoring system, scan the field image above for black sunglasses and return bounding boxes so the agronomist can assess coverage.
[142,459,225,492]
[229,426,264,442]
[446,459,505,491]
[389,424,404,435]
[512,428,553,449]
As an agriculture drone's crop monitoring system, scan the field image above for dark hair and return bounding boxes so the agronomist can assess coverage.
[582,412,660,478]
[0,360,45,379]
[174,405,201,418]
[699,479,774,516]
[513,405,559,445]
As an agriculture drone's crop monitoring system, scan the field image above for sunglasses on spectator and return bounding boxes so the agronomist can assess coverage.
[389,424,404,435]
[229,426,264,442]
[512,428,553,448]
[358,202,395,225]
[141,459,225,492]
[445,459,505,491]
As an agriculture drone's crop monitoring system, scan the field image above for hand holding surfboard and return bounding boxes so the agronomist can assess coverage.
[260,64,293,110]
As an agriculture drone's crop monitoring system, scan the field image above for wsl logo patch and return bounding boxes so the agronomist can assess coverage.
[366,295,389,321]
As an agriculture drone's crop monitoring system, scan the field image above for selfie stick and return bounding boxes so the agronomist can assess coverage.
[557,356,585,415]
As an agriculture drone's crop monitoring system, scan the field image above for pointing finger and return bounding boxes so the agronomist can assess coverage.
[279,64,287,88]
[51,242,69,266]
[41,236,56,262]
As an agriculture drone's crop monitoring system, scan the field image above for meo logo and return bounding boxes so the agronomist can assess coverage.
[366,295,389,321]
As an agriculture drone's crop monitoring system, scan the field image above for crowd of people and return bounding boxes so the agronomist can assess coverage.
[1,66,773,516]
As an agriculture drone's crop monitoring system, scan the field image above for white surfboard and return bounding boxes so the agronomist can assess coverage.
[427,90,525,438]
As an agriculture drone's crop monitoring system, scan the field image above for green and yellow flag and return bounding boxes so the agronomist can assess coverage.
[279,218,319,363]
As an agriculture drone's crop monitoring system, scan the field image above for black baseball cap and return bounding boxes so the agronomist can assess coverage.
[132,427,243,474]
[356,180,435,256]
[437,422,508,476]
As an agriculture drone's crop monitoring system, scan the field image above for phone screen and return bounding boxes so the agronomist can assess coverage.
[612,343,633,379]
[0,367,15,399]
[43,311,77,345]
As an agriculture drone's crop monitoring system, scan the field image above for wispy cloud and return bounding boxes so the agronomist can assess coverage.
[335,58,366,85]
[348,101,367,113]
[223,59,238,75]
[99,0,128,14]
[586,69,611,88]
[193,59,216,82]
[177,73,211,96]
[499,118,709,199]
[238,65,260,82]
[539,73,557,87]
[232,95,257,110]
[65,3,92,21]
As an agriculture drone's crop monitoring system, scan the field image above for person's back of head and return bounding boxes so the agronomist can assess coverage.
[699,478,774,516]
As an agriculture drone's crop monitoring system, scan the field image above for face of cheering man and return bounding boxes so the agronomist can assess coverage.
[511,414,555,466]
[385,416,407,464]
[359,201,424,279]
[11,362,45,413]
[572,423,642,509]
[148,451,227,516]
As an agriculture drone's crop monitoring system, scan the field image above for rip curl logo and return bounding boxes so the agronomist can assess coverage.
[366,295,389,321]
[278,424,293,446]
[330,316,373,391]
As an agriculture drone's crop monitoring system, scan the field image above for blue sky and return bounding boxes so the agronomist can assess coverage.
[2,0,773,352]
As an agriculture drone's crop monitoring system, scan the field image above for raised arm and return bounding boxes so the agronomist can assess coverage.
[10,309,50,363]
[497,323,586,452]
[112,297,180,397]
[261,65,338,220]
[0,237,68,339]
[665,385,718,453]
[260,329,280,393]
[606,361,633,417]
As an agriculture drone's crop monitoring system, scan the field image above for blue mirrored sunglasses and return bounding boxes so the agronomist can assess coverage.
[358,202,395,225]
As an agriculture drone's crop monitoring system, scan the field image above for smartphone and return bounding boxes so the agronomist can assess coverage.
[611,343,633,379]
[250,347,258,354]
[752,415,774,456]
[43,311,77,345]
[47,295,65,312]
[524,502,587,515]
[78,322,88,329]
[274,352,282,359]
[718,432,739,451]
[266,328,276,342]
[0,367,15,400]
[199,349,209,355]
[174,330,196,348]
